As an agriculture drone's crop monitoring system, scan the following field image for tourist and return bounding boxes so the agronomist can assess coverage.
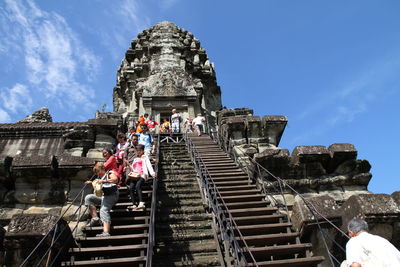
[146,115,159,134]
[184,117,193,133]
[126,127,136,142]
[123,135,139,178]
[136,123,155,156]
[102,148,121,178]
[192,113,206,136]
[125,144,156,210]
[342,218,400,267]
[84,162,119,237]
[160,119,170,133]
[115,133,128,156]
[135,115,146,133]
[171,109,181,133]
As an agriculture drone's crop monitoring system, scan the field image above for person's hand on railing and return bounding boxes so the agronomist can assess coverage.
[84,180,93,184]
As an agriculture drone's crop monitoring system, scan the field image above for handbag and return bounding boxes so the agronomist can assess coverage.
[128,171,141,181]
[92,171,118,196]
[92,179,103,197]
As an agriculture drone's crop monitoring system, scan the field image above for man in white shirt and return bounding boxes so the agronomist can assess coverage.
[192,113,205,136]
[344,218,400,267]
[171,109,181,133]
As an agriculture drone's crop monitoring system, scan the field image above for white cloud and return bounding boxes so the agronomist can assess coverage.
[0,108,11,123]
[98,0,150,60]
[290,56,400,145]
[1,0,99,116]
[0,83,32,114]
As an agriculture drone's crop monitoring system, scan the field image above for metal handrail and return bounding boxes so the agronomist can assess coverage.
[186,134,259,267]
[20,175,94,267]
[208,131,349,266]
[145,133,160,267]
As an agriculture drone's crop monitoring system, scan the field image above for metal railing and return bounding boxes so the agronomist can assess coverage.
[145,133,160,267]
[207,130,349,267]
[20,176,93,267]
[21,135,162,267]
[185,134,259,267]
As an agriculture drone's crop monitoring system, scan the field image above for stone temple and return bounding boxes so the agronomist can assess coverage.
[113,21,221,129]
[0,21,399,267]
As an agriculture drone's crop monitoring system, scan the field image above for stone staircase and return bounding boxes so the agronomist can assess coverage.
[188,135,325,267]
[153,141,221,266]
[61,185,152,266]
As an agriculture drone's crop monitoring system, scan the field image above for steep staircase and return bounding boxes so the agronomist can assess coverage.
[188,134,325,267]
[153,141,221,266]
[61,183,153,266]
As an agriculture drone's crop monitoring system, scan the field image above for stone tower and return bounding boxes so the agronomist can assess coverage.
[113,21,222,128]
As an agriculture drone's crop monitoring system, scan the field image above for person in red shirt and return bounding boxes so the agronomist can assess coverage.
[102,148,121,179]
[146,115,159,134]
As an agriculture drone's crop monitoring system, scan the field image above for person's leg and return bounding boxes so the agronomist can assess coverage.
[98,192,119,236]
[127,180,136,207]
[84,194,102,226]
[135,178,144,203]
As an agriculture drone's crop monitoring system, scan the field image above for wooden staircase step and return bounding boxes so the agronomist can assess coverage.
[68,244,147,258]
[76,233,148,247]
[83,224,149,236]
[218,189,260,196]
[217,184,257,191]
[226,207,278,216]
[233,214,284,225]
[210,176,249,182]
[218,194,265,203]
[236,223,292,235]
[247,243,313,258]
[248,256,325,267]
[209,172,247,177]
[223,201,272,210]
[239,232,299,246]
[61,256,147,266]
[213,180,249,186]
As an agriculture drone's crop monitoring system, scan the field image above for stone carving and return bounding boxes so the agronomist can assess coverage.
[18,107,53,123]
[113,21,221,128]
[4,214,71,267]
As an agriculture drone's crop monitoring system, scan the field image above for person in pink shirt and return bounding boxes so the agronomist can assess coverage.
[125,144,156,210]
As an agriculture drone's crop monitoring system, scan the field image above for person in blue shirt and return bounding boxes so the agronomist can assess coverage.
[136,123,155,156]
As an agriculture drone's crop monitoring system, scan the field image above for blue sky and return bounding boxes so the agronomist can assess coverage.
[1,0,399,194]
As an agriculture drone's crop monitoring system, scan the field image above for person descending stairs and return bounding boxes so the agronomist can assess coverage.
[187,134,325,267]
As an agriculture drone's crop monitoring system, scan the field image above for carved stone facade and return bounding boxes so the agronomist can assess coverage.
[113,21,222,129]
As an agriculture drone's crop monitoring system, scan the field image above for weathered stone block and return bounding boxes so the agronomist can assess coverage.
[94,133,115,149]
[291,195,341,235]
[392,191,400,207]
[261,115,288,146]
[4,214,72,267]
[64,147,84,157]
[254,148,290,178]
[245,116,262,142]
[0,208,23,226]
[61,204,89,221]
[291,146,331,169]
[232,144,258,158]
[327,143,357,173]
[340,194,400,233]
[86,148,104,159]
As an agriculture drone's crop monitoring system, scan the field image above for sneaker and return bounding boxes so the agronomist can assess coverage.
[96,232,110,237]
[135,202,145,210]
[86,217,101,227]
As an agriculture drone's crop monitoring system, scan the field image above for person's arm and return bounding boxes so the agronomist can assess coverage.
[101,172,118,184]
[145,156,156,178]
[349,263,361,267]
